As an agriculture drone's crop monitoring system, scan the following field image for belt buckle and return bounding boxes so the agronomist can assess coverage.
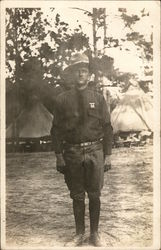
[80,142,89,147]
[80,139,102,147]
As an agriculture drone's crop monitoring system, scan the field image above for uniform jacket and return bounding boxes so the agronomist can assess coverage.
[51,86,113,155]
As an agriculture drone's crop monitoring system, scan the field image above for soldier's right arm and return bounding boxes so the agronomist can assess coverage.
[50,98,64,154]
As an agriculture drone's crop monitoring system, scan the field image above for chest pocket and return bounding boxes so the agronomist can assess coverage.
[88,107,102,120]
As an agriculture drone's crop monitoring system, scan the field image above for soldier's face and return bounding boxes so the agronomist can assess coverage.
[74,66,89,90]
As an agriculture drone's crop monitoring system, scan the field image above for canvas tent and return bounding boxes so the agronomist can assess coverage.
[111,85,153,134]
[6,98,53,139]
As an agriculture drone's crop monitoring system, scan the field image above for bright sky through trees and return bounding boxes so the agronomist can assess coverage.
[41,2,154,76]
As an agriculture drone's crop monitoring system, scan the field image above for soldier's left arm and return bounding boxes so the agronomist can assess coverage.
[101,97,113,157]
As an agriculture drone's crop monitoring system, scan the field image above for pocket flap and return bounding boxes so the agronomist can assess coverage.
[88,108,101,119]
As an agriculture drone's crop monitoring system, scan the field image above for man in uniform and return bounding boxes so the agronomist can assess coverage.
[51,53,113,247]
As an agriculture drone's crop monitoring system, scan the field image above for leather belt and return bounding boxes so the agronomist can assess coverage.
[64,138,103,147]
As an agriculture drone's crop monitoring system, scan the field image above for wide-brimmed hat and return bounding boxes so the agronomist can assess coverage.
[63,53,89,73]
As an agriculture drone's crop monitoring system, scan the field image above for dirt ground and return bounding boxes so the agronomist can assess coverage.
[6,144,153,248]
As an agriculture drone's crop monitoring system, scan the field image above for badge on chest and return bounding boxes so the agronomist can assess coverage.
[89,102,95,109]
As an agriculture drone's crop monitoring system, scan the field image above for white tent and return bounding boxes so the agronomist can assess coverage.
[6,99,53,139]
[111,85,153,133]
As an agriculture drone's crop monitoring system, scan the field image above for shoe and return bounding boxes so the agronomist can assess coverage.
[73,234,85,246]
[89,232,102,247]
[65,233,84,247]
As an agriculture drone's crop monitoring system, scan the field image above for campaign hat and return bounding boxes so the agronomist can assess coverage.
[63,53,89,72]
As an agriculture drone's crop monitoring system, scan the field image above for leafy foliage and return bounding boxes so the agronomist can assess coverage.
[104,37,119,48]
[91,55,115,78]
[120,13,140,29]
[6,8,93,124]
[119,9,153,72]
[5,7,153,126]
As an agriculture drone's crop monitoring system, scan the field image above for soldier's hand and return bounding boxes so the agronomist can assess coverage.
[55,154,66,174]
[104,155,111,172]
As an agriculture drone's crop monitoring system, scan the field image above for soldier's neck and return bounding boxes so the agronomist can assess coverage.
[76,83,88,91]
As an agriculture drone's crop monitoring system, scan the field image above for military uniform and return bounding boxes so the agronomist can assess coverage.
[51,53,113,247]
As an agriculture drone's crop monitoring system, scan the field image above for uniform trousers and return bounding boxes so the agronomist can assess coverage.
[63,142,104,200]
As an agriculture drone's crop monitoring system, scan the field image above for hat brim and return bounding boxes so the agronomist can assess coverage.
[63,62,89,73]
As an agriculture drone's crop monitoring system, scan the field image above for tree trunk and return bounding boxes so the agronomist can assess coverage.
[93,8,98,57]
[103,8,106,54]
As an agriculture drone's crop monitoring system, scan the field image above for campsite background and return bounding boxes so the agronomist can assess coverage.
[6,5,153,150]
[5,2,155,248]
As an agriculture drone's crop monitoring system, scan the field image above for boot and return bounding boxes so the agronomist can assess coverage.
[72,199,85,246]
[89,232,102,247]
[65,234,85,247]
[89,197,102,247]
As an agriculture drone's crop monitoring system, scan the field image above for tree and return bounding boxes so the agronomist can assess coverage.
[6,8,92,122]
[42,14,90,84]
[118,8,153,77]
[6,8,46,80]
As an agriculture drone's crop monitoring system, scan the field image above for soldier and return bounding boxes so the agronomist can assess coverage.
[51,53,113,247]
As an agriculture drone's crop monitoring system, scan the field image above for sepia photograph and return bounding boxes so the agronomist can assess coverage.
[1,1,160,249]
